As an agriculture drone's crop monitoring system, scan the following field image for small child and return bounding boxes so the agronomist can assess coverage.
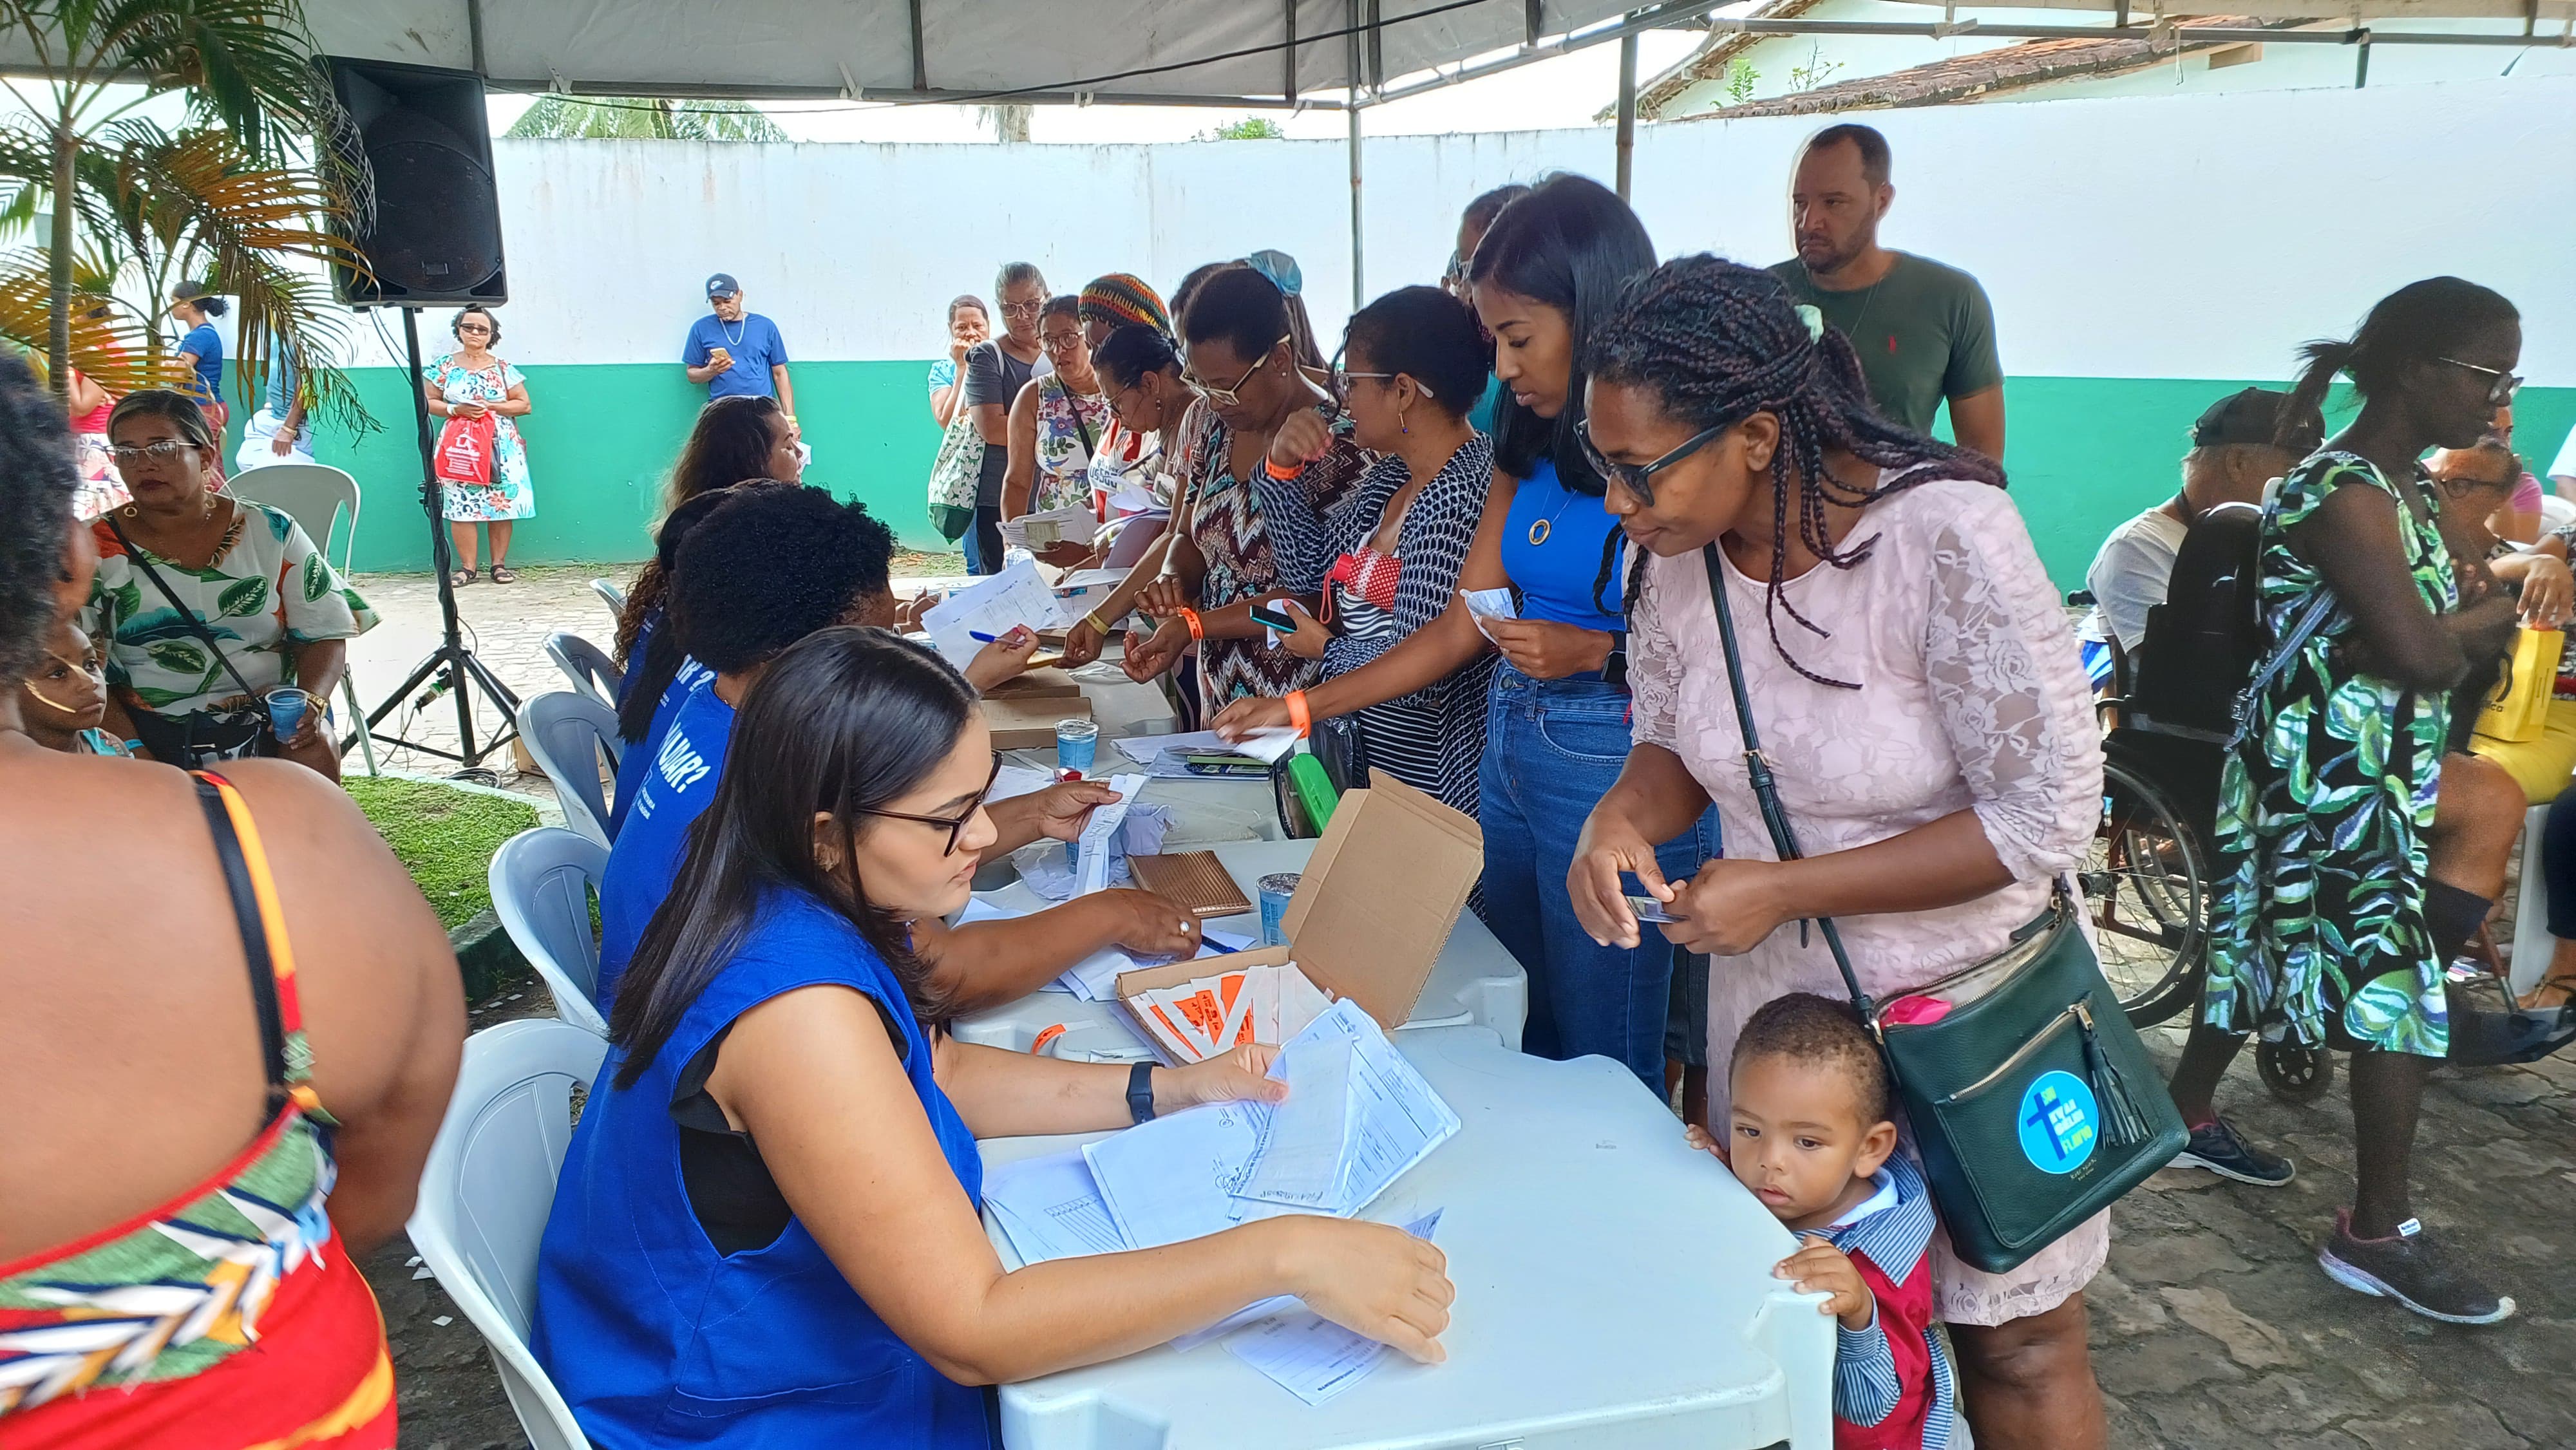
[1687,992,1955,1450]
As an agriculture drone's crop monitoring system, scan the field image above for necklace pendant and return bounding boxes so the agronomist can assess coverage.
[1528,518,1551,546]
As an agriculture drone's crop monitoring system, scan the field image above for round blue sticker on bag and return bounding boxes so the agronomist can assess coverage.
[2017,1070,2099,1174]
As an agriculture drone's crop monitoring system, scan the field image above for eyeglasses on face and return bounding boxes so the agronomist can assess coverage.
[858,752,1001,856]
[108,437,198,464]
[1328,346,1430,400]
[1188,341,1281,408]
[2436,356,2521,408]
[455,322,493,335]
[999,299,1046,320]
[1577,417,1728,507]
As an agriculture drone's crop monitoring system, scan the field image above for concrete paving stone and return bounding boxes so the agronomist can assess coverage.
[2341,1401,2527,1450]
[2136,1390,2252,1446]
[2441,1066,2558,1109]
[2113,1229,2254,1286]
[2206,1370,2351,1434]
[2159,1285,2300,1370]
[2273,1436,2366,1450]
[2094,1325,2247,1398]
[2085,1266,2173,1336]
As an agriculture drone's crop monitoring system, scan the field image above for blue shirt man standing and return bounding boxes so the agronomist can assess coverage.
[682,272,797,419]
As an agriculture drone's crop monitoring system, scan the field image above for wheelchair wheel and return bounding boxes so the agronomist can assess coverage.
[2083,759,2210,1028]
[2257,1037,2335,1104]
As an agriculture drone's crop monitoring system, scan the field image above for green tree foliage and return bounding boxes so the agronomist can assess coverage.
[1195,117,1286,141]
[504,95,789,143]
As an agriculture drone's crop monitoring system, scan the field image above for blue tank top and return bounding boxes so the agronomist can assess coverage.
[1497,459,1626,634]
[609,648,714,835]
[598,680,735,1007]
[533,886,991,1449]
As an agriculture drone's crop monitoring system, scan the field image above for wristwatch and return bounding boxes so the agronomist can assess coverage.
[1602,631,1630,690]
[1127,1062,1158,1124]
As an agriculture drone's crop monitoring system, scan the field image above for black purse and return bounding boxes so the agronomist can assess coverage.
[106,515,278,768]
[1697,543,2184,1273]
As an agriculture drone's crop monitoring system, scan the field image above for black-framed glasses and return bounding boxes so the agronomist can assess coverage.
[1577,417,1727,506]
[861,752,1002,856]
[1187,339,1282,408]
[2437,356,2521,407]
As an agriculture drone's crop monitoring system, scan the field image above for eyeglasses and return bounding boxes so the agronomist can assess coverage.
[1039,330,1085,353]
[2436,356,2521,407]
[1577,418,1727,507]
[860,752,1001,856]
[455,323,492,335]
[999,299,1046,320]
[108,438,198,464]
[1188,341,1280,408]
[1328,347,1429,400]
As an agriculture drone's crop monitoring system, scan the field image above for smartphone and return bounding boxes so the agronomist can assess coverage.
[1627,895,1682,924]
[1247,601,1302,634]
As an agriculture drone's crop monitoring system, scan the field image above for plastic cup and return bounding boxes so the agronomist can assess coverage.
[1258,872,1302,947]
[1057,718,1099,773]
[266,687,312,740]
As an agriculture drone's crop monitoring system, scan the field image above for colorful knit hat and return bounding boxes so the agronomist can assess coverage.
[1077,274,1171,335]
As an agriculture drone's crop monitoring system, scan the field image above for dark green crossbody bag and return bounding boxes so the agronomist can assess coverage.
[1698,543,2184,1273]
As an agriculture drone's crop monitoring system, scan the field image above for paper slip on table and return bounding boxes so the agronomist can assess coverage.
[951,839,1527,1059]
[980,1025,1836,1449]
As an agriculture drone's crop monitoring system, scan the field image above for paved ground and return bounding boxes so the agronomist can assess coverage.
[357,568,2576,1449]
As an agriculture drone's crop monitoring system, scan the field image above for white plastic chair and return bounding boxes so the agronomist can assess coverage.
[545,631,623,712]
[490,827,612,1037]
[408,1018,606,1450]
[591,577,626,623]
[518,691,622,846]
[226,462,377,774]
[2511,802,2553,997]
[2541,493,2575,538]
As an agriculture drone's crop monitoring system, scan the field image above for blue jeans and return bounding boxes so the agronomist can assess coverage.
[1480,661,1716,1089]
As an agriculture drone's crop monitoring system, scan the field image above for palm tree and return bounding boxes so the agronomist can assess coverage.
[506,95,789,143]
[0,0,362,417]
[976,104,1032,143]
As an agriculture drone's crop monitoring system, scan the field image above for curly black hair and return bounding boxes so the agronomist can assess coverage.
[1731,990,1891,1127]
[616,481,795,743]
[0,353,77,681]
[1180,263,1288,370]
[670,485,896,676]
[1343,286,1487,421]
[1584,254,2005,688]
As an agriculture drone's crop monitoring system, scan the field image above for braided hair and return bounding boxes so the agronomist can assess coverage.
[1584,254,2005,688]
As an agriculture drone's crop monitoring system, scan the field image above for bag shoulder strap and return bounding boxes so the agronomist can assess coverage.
[192,769,327,1120]
[1696,544,1875,1018]
[107,512,264,706]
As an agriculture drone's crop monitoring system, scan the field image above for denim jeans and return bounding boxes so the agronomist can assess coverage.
[962,504,1004,575]
[1480,661,1717,1089]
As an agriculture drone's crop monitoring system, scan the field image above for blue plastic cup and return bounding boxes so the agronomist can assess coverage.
[1057,718,1099,774]
[1258,872,1302,947]
[266,687,312,740]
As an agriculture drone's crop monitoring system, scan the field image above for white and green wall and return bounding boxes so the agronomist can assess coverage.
[263,73,2572,589]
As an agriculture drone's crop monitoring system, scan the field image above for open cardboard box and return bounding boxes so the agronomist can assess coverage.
[982,693,1092,751]
[1113,770,1482,1057]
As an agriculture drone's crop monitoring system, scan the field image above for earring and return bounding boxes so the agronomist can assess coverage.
[1398,408,1410,436]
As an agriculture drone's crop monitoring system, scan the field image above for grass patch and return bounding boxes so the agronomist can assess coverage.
[895,548,966,578]
[346,775,540,929]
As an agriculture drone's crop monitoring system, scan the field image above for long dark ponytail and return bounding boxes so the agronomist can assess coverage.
[611,626,977,1086]
[614,482,791,742]
[1585,254,2006,689]
[2279,276,2519,452]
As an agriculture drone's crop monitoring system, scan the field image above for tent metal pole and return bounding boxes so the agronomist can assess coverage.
[1349,101,1365,310]
[1615,30,1638,200]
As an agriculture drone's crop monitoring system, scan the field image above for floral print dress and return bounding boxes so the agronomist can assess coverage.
[424,354,535,522]
[1179,402,1368,716]
[2205,451,2456,1057]
[1032,373,1112,515]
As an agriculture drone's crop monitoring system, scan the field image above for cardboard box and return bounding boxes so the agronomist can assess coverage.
[1114,769,1483,1042]
[985,668,1086,700]
[983,695,1092,751]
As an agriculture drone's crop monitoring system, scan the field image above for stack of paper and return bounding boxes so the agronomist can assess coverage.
[1224,1210,1444,1405]
[1459,586,1519,642]
[1073,773,1148,895]
[1054,930,1251,1003]
[999,505,1100,552]
[983,1149,1128,1267]
[1123,959,1331,1062]
[922,558,1073,670]
[1236,999,1461,1216]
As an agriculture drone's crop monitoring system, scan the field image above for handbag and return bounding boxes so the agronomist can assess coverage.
[106,516,279,768]
[1696,543,2184,1274]
[433,410,496,487]
[926,404,985,543]
[2474,626,2561,744]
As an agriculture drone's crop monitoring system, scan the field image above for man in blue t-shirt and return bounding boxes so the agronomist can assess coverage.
[682,272,795,413]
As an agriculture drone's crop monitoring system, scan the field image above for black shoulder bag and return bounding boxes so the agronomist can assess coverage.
[1698,543,2184,1273]
[106,514,277,767]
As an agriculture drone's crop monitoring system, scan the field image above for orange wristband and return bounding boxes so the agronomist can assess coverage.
[1179,607,1204,641]
[1285,690,1312,737]
[1263,456,1302,482]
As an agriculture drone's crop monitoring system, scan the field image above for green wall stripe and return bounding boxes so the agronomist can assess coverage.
[301,364,2576,590]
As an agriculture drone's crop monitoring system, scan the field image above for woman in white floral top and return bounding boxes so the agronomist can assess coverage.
[1003,296,1113,565]
[84,391,375,780]
[424,304,537,585]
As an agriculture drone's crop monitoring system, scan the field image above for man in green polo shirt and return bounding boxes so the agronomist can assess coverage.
[1768,124,2006,462]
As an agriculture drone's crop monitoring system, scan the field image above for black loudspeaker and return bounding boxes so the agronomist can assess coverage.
[321,57,507,308]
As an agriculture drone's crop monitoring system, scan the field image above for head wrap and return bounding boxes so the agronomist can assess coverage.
[1077,274,1172,335]
[1244,249,1303,298]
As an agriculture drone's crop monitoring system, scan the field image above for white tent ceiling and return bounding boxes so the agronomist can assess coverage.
[291,0,1647,107]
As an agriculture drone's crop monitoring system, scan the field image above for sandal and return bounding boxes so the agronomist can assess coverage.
[489,565,518,584]
[450,568,477,587]
[2517,974,2576,1013]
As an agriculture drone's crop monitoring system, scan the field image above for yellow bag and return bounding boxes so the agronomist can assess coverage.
[2476,626,2563,744]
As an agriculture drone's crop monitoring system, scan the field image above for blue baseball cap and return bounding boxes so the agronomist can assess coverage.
[705,272,740,299]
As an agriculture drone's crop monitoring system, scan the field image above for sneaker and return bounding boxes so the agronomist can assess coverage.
[2317,1211,2516,1324]
[2172,1116,2295,1187]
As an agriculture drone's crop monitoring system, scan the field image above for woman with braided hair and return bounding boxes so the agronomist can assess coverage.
[1567,255,2109,1448]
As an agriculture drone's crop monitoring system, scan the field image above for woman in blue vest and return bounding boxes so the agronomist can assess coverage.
[534,627,1453,1448]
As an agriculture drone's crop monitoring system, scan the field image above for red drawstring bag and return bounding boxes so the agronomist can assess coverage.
[433,411,496,487]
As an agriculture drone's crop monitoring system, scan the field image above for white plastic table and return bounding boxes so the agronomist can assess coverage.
[981,1025,1835,1449]
[952,840,1528,1060]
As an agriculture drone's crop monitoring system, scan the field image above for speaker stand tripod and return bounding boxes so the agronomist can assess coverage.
[356,305,520,771]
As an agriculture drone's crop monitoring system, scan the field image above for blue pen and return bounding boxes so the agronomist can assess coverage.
[971,630,998,642]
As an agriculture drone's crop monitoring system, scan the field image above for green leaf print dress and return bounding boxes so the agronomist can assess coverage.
[2204,451,2455,1057]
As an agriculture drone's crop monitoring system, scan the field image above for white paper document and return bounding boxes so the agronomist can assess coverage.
[982,1149,1128,1266]
[1074,772,1148,895]
[1459,587,1519,642]
[989,764,1056,805]
[1229,727,1303,765]
[1113,730,1233,766]
[998,505,1099,552]
[1223,1209,1444,1404]
[922,558,1072,670]
[1082,1100,1290,1250]
[1053,568,1133,598]
[1236,999,1461,1216]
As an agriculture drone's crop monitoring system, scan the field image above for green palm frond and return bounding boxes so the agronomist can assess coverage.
[0,250,185,393]
[505,95,789,144]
